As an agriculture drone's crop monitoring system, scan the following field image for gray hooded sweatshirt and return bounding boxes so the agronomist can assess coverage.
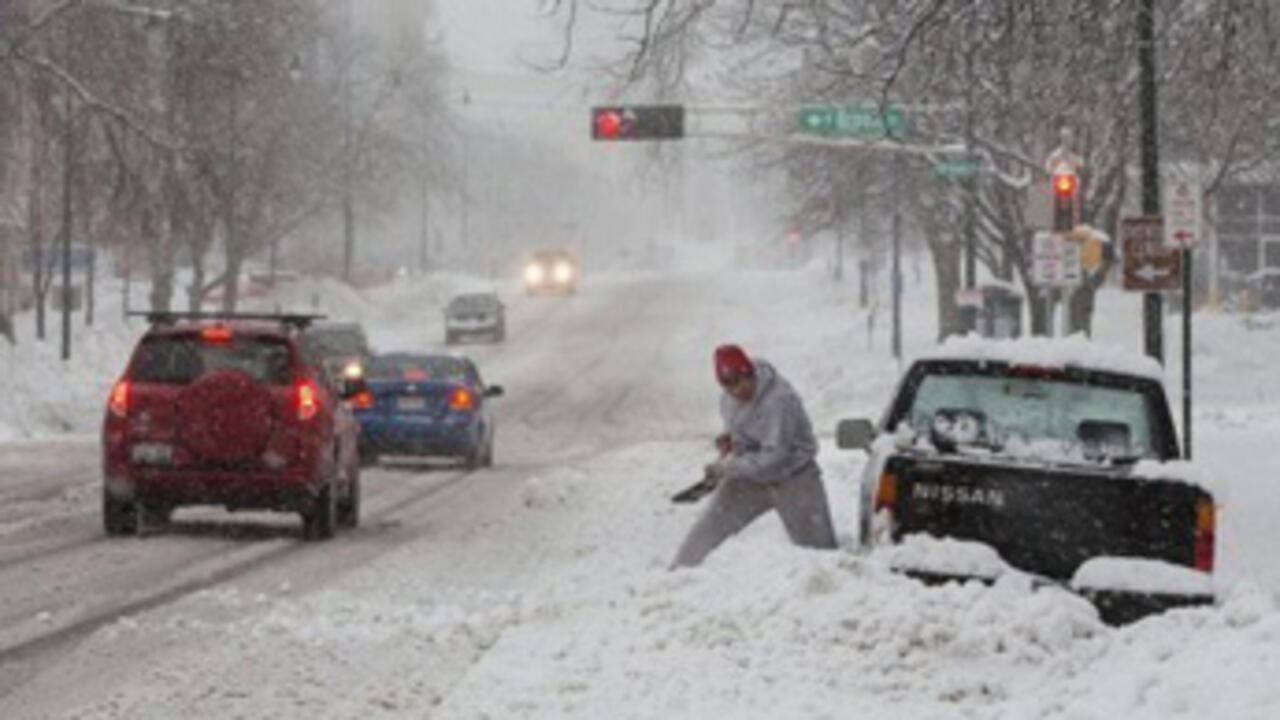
[719,360,819,485]
[671,359,837,568]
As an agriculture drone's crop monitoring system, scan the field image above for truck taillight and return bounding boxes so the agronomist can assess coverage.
[108,379,130,419]
[874,472,899,514]
[296,380,319,421]
[1195,498,1215,573]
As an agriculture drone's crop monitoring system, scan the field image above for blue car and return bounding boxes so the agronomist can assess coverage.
[352,353,503,468]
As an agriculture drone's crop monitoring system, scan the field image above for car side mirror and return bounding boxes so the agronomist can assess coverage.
[484,385,504,398]
[836,418,876,451]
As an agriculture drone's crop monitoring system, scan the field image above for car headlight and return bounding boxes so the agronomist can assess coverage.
[553,261,573,283]
[524,264,545,284]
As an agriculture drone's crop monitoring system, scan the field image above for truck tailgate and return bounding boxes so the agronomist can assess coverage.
[885,455,1211,581]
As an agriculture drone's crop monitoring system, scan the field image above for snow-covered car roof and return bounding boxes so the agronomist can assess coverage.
[915,334,1164,382]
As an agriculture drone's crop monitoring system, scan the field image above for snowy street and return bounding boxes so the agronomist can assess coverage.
[0,264,1278,718]
[6,0,1280,716]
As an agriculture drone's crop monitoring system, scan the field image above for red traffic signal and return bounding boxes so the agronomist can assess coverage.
[591,105,684,141]
[593,108,631,139]
[1052,170,1078,198]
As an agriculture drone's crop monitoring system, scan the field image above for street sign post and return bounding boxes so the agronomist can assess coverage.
[1121,216,1181,291]
[1164,176,1201,249]
[798,104,906,139]
[1030,231,1082,288]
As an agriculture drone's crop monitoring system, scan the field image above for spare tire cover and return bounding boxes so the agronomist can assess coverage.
[178,368,275,462]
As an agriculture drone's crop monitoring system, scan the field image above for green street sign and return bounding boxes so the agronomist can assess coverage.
[799,106,838,134]
[798,104,906,139]
[933,157,978,179]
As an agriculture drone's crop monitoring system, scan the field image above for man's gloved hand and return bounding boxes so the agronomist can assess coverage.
[714,433,732,457]
[703,459,728,482]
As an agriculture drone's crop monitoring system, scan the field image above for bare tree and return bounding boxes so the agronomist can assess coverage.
[546,0,1280,337]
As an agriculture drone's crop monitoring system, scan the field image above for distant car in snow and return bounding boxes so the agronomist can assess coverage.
[302,321,372,381]
[102,312,365,540]
[523,249,577,295]
[835,336,1217,624]
[444,292,505,344]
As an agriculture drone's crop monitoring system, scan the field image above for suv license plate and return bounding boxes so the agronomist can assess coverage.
[131,442,173,465]
[398,396,427,411]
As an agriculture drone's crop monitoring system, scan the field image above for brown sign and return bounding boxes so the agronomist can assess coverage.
[1121,216,1181,291]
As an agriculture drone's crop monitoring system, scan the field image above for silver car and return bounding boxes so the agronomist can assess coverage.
[444,292,505,344]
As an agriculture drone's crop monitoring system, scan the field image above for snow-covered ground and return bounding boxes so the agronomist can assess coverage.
[3,254,1280,719]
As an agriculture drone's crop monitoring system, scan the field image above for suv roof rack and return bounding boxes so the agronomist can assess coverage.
[130,311,328,330]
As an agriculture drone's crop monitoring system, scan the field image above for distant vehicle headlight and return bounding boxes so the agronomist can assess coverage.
[553,261,573,283]
[525,263,545,284]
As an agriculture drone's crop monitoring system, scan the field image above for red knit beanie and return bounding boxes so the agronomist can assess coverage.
[713,344,754,384]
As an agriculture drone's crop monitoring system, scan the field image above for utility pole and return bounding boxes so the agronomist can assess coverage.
[419,170,430,273]
[962,8,977,296]
[1138,0,1163,363]
[340,0,355,282]
[225,72,238,312]
[460,93,471,257]
[834,195,845,282]
[892,161,903,361]
[59,23,74,362]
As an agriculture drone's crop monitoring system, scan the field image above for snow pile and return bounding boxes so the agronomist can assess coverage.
[882,534,1015,581]
[1072,557,1215,596]
[0,311,141,440]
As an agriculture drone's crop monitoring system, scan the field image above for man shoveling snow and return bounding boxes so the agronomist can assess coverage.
[671,344,838,568]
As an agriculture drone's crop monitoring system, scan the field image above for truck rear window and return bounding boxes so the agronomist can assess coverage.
[907,373,1162,461]
[131,336,293,385]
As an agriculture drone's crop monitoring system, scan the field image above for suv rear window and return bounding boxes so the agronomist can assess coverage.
[131,335,293,385]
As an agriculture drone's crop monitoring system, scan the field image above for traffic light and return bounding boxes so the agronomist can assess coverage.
[591,105,685,141]
[1051,166,1079,232]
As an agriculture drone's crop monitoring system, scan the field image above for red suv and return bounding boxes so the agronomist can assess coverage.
[102,313,363,540]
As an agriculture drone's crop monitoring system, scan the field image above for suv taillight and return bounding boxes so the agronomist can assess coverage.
[296,379,319,421]
[448,387,474,411]
[1195,498,1215,573]
[108,379,130,419]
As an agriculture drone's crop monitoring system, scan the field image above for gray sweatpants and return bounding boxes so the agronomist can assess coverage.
[671,468,837,568]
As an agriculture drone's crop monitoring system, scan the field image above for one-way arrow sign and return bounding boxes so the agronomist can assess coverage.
[1122,216,1181,291]
[1134,263,1171,282]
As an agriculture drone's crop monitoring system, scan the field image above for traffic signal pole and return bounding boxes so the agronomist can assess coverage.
[1138,0,1163,365]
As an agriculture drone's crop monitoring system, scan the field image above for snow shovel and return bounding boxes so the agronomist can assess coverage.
[671,475,718,504]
